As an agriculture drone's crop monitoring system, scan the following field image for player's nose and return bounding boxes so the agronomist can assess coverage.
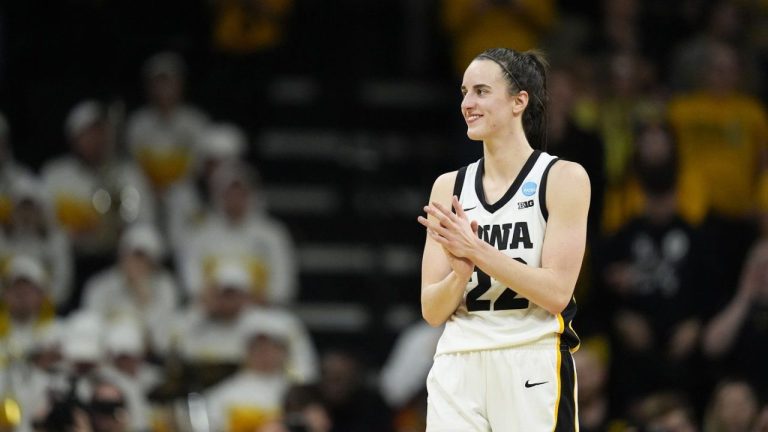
[461,93,475,111]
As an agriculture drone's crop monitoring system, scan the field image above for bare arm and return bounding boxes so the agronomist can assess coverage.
[421,161,590,315]
[702,242,768,357]
[419,172,475,327]
[702,292,752,357]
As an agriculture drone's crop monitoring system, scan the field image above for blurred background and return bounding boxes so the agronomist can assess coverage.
[1,0,768,431]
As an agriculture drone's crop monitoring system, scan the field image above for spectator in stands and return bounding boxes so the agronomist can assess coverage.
[165,122,246,253]
[0,347,54,432]
[2,175,73,308]
[378,321,442,432]
[588,52,663,234]
[281,384,332,432]
[163,260,316,385]
[702,239,768,388]
[61,311,106,377]
[179,160,297,305]
[440,0,557,76]
[637,392,698,432]
[239,306,318,384]
[101,319,163,396]
[586,0,642,56]
[0,256,61,432]
[668,41,768,297]
[702,378,761,432]
[319,349,392,432]
[100,320,157,431]
[602,122,704,412]
[42,100,155,307]
[204,311,294,432]
[87,379,131,432]
[670,1,749,92]
[0,111,33,226]
[126,52,209,195]
[161,260,254,371]
[81,223,179,348]
[0,255,62,360]
[54,312,151,432]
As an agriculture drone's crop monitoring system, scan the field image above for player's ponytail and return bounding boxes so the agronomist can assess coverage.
[475,48,549,151]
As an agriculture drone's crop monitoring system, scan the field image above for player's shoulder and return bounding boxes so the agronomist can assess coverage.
[549,160,589,185]
[429,169,463,203]
[548,160,591,197]
[432,170,459,190]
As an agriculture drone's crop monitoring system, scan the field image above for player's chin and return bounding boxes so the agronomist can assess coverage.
[466,127,486,141]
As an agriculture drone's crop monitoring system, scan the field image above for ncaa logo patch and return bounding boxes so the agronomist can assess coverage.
[522,181,537,197]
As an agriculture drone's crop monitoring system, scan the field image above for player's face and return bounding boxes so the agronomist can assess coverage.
[460,60,518,141]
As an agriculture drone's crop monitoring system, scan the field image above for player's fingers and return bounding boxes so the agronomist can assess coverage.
[417,215,432,229]
[431,201,457,222]
[427,229,451,246]
[424,205,457,231]
[452,195,467,220]
[423,205,446,223]
[418,216,451,238]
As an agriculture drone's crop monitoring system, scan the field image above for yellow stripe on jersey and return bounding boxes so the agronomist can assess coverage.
[568,321,580,353]
[552,333,562,432]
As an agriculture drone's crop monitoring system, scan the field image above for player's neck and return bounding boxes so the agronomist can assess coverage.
[482,131,533,183]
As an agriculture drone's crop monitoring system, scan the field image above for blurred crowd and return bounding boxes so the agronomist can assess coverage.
[1,0,768,431]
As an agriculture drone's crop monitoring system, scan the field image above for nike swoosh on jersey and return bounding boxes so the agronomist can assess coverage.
[524,380,548,388]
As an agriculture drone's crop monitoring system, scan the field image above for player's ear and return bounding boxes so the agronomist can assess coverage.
[512,90,529,115]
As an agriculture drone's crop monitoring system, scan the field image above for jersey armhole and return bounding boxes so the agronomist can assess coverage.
[451,166,468,214]
[539,158,560,221]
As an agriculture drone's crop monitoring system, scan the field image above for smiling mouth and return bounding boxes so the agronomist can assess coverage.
[466,114,482,124]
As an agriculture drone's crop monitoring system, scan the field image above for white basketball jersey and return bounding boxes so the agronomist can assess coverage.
[434,150,579,355]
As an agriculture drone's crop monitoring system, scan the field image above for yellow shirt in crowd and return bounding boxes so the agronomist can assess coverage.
[213,0,293,54]
[441,0,556,75]
[668,91,768,219]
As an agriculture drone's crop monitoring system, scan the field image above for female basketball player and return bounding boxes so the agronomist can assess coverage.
[417,48,590,431]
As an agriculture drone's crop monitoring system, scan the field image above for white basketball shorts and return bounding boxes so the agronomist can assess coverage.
[426,345,577,431]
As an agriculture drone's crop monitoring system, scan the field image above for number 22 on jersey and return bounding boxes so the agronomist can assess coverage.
[466,257,529,312]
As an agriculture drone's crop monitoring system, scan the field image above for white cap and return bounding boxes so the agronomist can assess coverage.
[212,260,251,292]
[64,311,104,362]
[210,160,258,195]
[143,51,186,79]
[10,175,46,206]
[239,311,290,344]
[29,323,63,353]
[64,338,103,362]
[198,124,246,160]
[105,320,144,356]
[7,255,47,288]
[119,224,164,261]
[65,100,103,140]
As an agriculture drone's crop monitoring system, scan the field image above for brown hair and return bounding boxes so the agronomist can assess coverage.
[475,48,549,150]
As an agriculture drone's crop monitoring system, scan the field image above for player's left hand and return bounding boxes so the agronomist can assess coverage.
[418,196,480,260]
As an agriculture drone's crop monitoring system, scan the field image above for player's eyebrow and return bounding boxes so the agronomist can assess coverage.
[461,84,491,92]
